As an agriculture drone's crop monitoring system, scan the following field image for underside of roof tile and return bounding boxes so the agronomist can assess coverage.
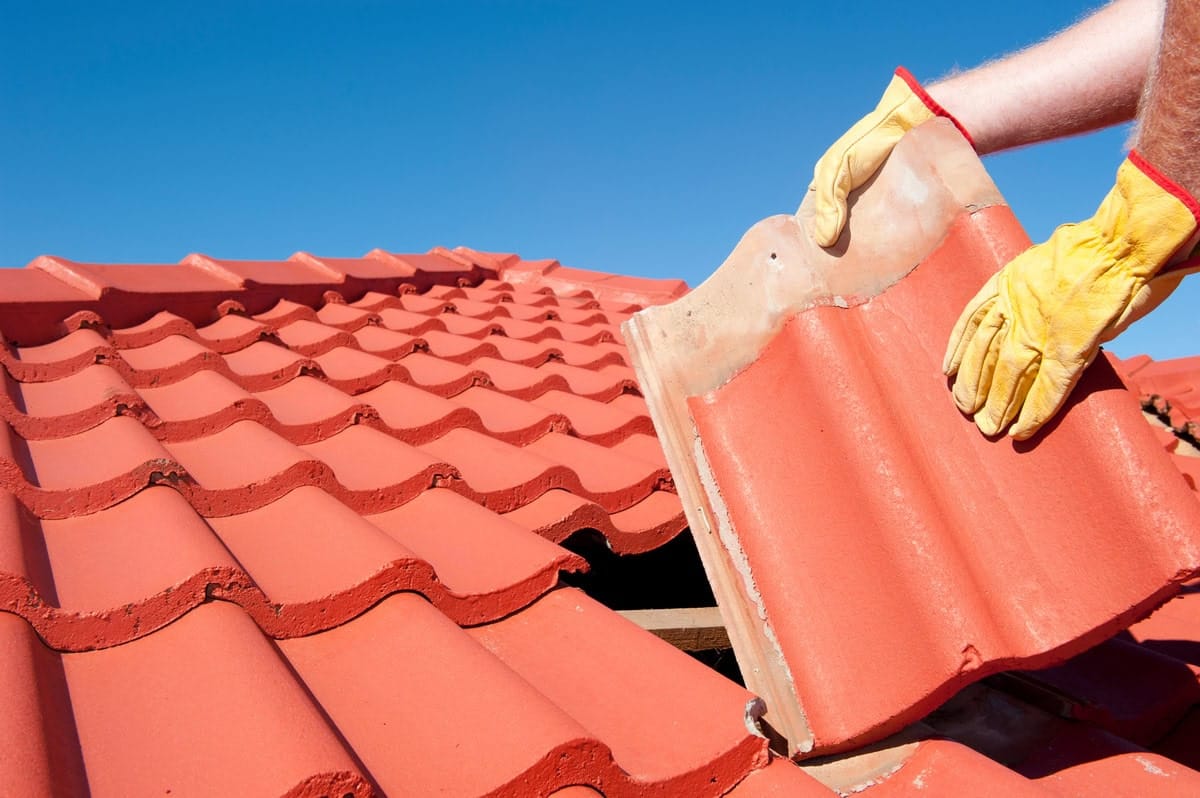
[622,120,1200,758]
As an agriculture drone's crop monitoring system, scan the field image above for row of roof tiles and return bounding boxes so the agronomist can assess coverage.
[0,248,688,347]
[3,588,768,797]
[1111,353,1200,491]
[0,256,689,660]
[0,251,777,796]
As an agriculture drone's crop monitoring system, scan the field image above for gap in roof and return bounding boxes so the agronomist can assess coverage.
[559,528,744,687]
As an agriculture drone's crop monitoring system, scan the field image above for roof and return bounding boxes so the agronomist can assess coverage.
[0,248,777,796]
[5,134,1200,797]
[1111,352,1200,490]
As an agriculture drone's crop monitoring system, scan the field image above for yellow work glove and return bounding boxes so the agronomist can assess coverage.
[943,152,1200,440]
[809,67,973,247]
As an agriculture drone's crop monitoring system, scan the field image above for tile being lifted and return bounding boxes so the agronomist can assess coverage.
[622,119,1200,758]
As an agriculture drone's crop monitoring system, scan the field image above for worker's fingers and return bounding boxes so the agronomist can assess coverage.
[809,105,905,247]
[809,72,942,248]
[943,273,1000,376]
[1008,354,1087,440]
[951,303,1006,415]
[810,153,854,248]
[974,340,1040,437]
[810,121,885,247]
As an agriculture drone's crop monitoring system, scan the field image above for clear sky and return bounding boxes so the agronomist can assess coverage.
[1,1,1193,359]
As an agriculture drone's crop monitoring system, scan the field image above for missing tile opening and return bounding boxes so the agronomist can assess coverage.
[559,527,743,686]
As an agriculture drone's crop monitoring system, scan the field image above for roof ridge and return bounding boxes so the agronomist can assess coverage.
[28,255,105,300]
[0,246,681,346]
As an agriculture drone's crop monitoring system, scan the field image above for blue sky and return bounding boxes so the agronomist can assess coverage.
[2,1,1192,359]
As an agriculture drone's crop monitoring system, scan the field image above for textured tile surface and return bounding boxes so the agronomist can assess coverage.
[0,248,780,796]
[687,206,1200,752]
[623,121,1200,759]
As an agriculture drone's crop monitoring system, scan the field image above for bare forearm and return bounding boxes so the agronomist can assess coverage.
[1136,0,1200,198]
[927,0,1163,154]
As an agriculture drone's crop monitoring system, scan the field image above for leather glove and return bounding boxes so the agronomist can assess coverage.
[943,152,1200,440]
[809,67,973,247]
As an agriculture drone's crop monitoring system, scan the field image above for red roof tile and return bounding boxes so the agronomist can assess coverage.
[1008,634,1200,746]
[1107,351,1200,495]
[724,757,833,797]
[869,734,1200,797]
[501,488,687,555]
[623,120,1200,758]
[0,246,776,795]
[1119,354,1200,405]
[32,254,240,297]
[10,603,372,797]
[687,209,1200,750]
[924,681,1200,797]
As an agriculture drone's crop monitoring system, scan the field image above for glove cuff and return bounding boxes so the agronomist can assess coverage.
[1128,150,1200,225]
[895,67,975,149]
[1128,150,1200,276]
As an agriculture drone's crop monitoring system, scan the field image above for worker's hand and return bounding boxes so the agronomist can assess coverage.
[943,152,1200,440]
[808,68,973,247]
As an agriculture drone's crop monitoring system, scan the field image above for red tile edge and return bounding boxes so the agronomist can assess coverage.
[0,453,186,521]
[503,489,688,555]
[281,773,372,798]
[1,545,585,651]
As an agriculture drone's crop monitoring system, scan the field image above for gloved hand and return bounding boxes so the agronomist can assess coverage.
[944,152,1200,440]
[809,67,973,247]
